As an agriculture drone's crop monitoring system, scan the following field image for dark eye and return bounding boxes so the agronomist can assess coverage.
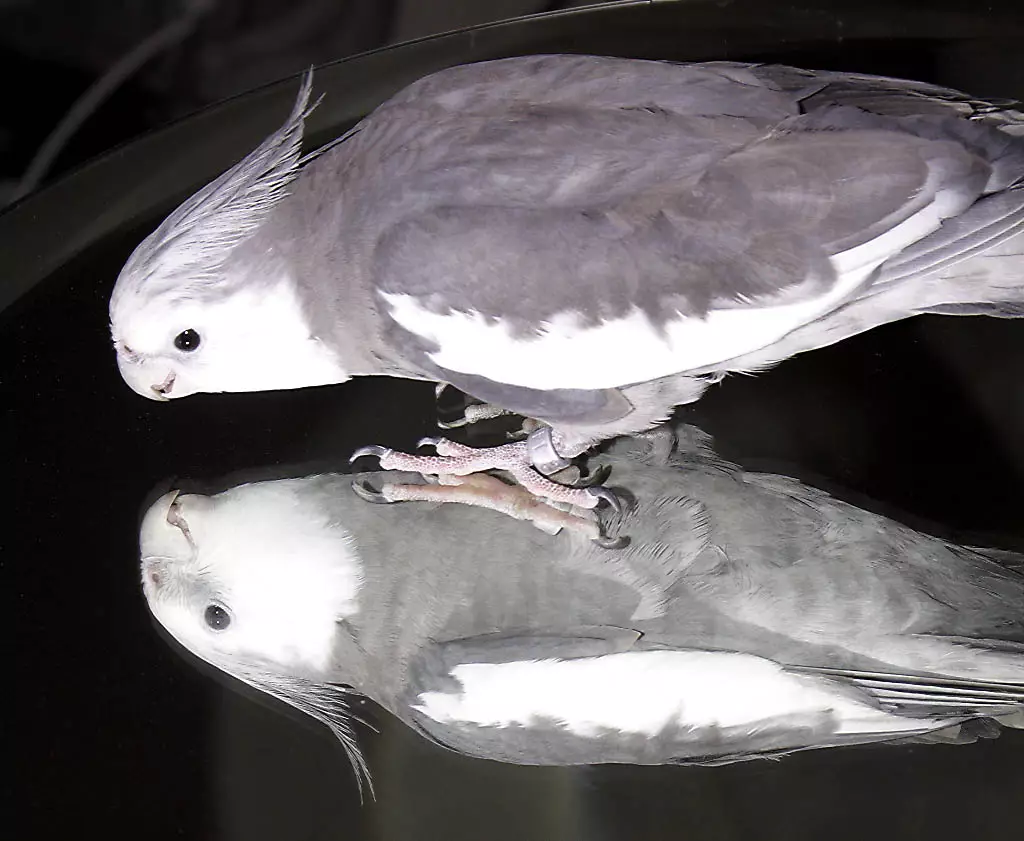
[174,329,201,352]
[204,604,231,631]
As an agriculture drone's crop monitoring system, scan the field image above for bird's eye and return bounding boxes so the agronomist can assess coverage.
[174,329,201,352]
[204,604,231,631]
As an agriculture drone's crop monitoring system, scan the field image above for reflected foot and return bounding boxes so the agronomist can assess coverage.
[350,439,625,548]
[350,438,619,511]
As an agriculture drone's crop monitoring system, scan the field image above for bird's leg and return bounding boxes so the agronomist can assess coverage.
[352,471,616,543]
[436,402,518,430]
[351,438,619,511]
[434,383,532,438]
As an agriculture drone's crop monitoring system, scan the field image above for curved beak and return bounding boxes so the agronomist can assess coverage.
[116,351,179,401]
[140,490,194,563]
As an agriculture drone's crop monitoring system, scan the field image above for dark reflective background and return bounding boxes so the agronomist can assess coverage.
[7,2,1024,839]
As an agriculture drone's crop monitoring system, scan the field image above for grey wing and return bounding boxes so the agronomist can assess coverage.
[350,56,1017,402]
[587,432,1024,669]
[673,468,1024,643]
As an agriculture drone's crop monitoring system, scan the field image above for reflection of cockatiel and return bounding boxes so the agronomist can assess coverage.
[110,55,1024,514]
[138,426,1024,793]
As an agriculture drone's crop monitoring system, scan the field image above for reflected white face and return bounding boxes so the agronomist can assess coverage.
[139,479,372,789]
[110,277,350,401]
[139,482,362,674]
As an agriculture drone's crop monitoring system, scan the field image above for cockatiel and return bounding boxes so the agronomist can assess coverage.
[111,55,1024,515]
[138,424,1024,793]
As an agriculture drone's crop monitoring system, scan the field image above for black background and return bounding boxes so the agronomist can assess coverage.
[6,2,1024,839]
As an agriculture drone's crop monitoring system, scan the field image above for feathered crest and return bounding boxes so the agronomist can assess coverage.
[226,657,376,799]
[114,71,319,302]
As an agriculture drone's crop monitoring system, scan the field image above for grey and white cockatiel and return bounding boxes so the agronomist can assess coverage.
[138,424,1024,793]
[110,55,1024,515]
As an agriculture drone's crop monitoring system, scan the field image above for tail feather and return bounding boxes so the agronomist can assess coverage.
[925,302,1024,317]
[876,189,1024,286]
[789,664,1024,721]
[699,225,1024,375]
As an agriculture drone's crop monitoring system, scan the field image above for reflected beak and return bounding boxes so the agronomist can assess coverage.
[140,490,194,563]
[152,371,176,399]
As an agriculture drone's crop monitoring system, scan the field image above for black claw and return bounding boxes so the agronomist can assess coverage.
[586,486,622,514]
[435,384,474,426]
[593,534,630,550]
[349,445,391,465]
[569,464,612,489]
[351,479,394,504]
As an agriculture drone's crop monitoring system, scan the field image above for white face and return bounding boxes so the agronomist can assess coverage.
[140,483,362,674]
[110,277,350,401]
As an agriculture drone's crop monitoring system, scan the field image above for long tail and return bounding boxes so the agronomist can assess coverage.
[712,222,1023,375]
[877,189,1024,318]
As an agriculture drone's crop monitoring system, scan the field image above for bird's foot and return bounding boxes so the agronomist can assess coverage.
[349,438,625,547]
[352,471,623,546]
[351,438,619,511]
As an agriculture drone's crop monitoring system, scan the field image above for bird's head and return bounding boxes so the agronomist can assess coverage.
[139,481,361,674]
[139,480,372,790]
[108,70,348,401]
[110,267,348,400]
[110,278,248,400]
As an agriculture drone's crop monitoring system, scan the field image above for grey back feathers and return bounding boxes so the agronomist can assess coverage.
[357,57,1023,326]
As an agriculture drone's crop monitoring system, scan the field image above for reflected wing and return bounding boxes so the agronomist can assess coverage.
[397,629,1019,767]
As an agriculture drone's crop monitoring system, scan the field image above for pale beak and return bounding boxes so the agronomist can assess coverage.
[115,351,177,401]
[140,490,193,563]
[152,371,176,399]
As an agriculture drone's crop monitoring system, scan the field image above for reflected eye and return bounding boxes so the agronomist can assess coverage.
[174,329,201,352]
[204,604,231,631]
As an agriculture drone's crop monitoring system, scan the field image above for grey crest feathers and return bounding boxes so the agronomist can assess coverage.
[227,661,373,798]
[110,71,317,309]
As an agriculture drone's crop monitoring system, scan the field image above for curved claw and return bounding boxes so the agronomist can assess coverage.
[568,464,612,489]
[349,445,392,465]
[593,534,630,550]
[417,436,442,450]
[586,486,622,514]
[437,416,470,430]
[351,479,394,504]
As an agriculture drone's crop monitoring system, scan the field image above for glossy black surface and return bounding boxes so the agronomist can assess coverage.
[7,2,1024,839]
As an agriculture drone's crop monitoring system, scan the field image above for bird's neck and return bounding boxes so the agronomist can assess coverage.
[251,193,403,380]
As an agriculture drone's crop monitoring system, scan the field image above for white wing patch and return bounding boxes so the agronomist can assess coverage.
[383,198,951,390]
[414,651,936,738]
